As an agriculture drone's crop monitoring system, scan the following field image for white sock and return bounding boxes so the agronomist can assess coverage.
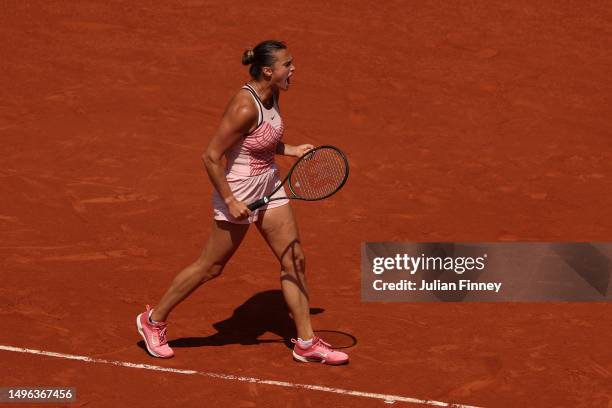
[148,310,161,326]
[298,337,313,348]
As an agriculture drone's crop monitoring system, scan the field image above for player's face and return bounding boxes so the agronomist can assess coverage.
[270,49,294,91]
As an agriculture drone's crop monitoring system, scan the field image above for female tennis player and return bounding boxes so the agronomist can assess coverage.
[136,40,348,365]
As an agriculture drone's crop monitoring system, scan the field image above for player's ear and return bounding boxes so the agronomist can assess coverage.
[262,66,273,79]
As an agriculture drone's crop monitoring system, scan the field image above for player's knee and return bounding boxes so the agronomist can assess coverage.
[194,260,224,282]
[203,264,224,282]
[281,251,306,275]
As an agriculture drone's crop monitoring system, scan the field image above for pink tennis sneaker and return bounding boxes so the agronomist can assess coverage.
[291,336,349,365]
[136,305,174,358]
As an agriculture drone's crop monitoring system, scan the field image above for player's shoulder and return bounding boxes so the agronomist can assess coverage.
[225,87,258,120]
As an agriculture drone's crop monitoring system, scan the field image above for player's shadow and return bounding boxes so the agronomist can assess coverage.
[136,289,356,351]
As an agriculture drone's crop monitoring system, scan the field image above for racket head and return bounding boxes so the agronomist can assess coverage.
[287,145,349,201]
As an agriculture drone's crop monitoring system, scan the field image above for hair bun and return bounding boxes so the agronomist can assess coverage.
[242,48,255,65]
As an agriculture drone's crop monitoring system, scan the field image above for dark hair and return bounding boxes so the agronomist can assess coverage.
[242,40,287,79]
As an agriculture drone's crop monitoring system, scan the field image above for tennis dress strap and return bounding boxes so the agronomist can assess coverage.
[242,84,263,127]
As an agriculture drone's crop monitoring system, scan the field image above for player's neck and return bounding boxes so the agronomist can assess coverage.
[249,80,274,105]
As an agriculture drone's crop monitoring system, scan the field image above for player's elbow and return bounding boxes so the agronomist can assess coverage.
[202,149,219,169]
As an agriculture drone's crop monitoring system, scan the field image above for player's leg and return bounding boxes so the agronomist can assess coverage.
[256,204,348,364]
[255,203,314,341]
[151,220,250,322]
[138,219,249,358]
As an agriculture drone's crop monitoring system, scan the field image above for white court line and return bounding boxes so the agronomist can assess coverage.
[0,344,482,407]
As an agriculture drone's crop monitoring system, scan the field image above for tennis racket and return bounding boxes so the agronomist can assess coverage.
[247,145,349,211]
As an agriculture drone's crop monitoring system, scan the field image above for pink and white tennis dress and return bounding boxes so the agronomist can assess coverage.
[212,84,289,224]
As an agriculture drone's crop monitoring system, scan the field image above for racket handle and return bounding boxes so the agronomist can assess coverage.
[247,197,270,211]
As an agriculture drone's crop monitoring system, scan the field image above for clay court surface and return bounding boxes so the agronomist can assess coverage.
[1,1,611,407]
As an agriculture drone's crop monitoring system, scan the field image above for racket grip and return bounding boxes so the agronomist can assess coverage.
[247,197,270,211]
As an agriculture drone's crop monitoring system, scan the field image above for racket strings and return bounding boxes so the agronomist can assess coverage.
[290,148,347,200]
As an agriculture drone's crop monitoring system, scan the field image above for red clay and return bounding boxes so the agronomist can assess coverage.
[1,1,611,407]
